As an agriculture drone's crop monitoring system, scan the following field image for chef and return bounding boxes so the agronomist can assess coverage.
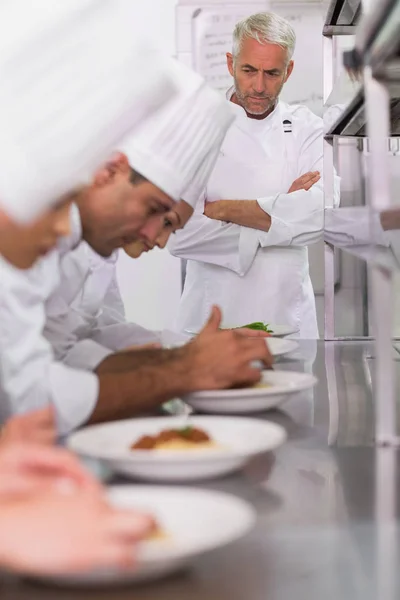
[45,183,196,363]
[43,58,232,364]
[0,58,272,435]
[0,0,175,576]
[169,12,341,338]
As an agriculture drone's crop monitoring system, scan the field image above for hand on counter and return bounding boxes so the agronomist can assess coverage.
[0,487,153,576]
[181,305,273,391]
[0,442,102,499]
[0,406,56,447]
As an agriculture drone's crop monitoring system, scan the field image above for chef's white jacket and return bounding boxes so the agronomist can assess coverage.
[0,242,99,434]
[169,95,341,338]
[44,242,165,371]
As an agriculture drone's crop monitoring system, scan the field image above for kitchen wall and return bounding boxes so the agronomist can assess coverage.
[116,0,181,330]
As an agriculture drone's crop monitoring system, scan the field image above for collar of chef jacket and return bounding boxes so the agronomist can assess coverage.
[56,202,82,257]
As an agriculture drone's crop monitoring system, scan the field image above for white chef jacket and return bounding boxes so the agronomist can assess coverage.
[44,242,166,371]
[0,251,99,435]
[169,93,341,338]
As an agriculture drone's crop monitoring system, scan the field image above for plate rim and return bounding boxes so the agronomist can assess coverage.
[184,324,299,337]
[184,370,317,400]
[68,416,287,463]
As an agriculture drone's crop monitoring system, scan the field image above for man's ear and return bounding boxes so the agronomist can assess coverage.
[284,60,294,83]
[226,52,234,77]
[93,165,113,187]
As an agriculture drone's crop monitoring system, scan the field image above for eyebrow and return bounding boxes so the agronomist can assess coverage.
[241,64,282,75]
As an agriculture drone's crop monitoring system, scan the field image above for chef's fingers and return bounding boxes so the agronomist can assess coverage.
[232,367,263,386]
[94,542,137,571]
[6,445,103,493]
[234,328,271,338]
[201,305,223,333]
[303,173,321,190]
[106,510,155,543]
[235,338,273,366]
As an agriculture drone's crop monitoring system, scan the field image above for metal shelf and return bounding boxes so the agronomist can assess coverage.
[324,0,361,27]
[323,25,358,36]
[325,86,400,139]
[325,243,400,272]
[355,0,399,63]
[324,70,361,108]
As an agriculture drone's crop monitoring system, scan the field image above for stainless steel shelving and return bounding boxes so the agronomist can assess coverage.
[323,0,400,448]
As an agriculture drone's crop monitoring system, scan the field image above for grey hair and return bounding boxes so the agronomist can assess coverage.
[232,12,296,64]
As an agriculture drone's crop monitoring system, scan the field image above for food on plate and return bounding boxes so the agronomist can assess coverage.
[252,381,272,389]
[146,522,169,542]
[131,426,219,451]
[230,380,272,390]
[232,322,273,334]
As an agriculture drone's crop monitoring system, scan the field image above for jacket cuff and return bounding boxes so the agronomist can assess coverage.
[63,339,113,371]
[257,196,292,246]
[49,364,99,435]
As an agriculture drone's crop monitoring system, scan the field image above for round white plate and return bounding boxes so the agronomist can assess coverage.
[185,324,298,338]
[266,337,298,358]
[39,486,256,587]
[184,370,318,414]
[170,336,298,358]
[68,416,286,482]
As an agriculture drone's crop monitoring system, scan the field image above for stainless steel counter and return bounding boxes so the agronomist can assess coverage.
[2,340,400,600]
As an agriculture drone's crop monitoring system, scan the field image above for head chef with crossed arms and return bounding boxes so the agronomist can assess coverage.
[170,11,340,339]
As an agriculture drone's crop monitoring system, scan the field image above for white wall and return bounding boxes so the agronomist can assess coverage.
[116,0,182,331]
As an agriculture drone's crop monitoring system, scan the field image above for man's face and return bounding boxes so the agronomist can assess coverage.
[0,199,73,269]
[124,200,194,259]
[227,38,293,118]
[78,159,174,257]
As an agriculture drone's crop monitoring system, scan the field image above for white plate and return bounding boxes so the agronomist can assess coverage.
[185,324,298,338]
[184,370,318,414]
[39,486,256,587]
[68,416,286,482]
[171,336,298,358]
[266,337,298,358]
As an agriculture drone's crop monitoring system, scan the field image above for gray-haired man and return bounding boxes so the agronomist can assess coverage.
[170,11,340,338]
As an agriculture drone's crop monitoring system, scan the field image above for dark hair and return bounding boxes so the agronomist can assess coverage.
[129,167,147,185]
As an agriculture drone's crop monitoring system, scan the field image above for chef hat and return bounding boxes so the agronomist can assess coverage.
[181,143,223,208]
[121,59,236,206]
[0,0,177,224]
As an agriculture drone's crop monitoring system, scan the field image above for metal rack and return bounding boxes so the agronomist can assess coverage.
[323,0,400,445]
[323,0,361,340]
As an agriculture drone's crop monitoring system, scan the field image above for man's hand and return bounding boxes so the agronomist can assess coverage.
[0,406,56,448]
[0,488,154,575]
[182,306,273,391]
[0,443,102,499]
[288,171,320,193]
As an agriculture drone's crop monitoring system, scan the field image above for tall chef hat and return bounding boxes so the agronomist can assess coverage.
[0,0,177,223]
[121,59,236,206]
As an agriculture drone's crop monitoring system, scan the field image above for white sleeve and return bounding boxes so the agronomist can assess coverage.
[168,193,258,277]
[44,292,114,371]
[0,259,98,435]
[256,119,340,247]
[324,207,391,247]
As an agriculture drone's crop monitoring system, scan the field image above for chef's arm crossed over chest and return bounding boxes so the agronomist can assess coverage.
[169,114,340,274]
